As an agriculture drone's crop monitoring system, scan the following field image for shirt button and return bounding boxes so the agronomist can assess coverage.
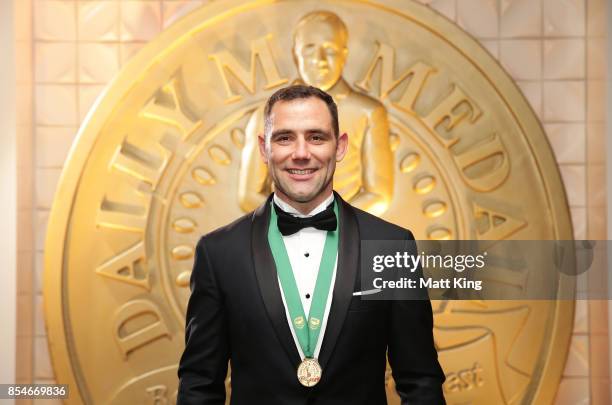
[304,252,310,257]
[305,293,311,299]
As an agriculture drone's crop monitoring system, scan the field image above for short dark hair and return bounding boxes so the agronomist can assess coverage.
[263,85,339,139]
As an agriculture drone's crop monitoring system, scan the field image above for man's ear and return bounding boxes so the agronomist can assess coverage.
[258,134,268,164]
[336,132,348,162]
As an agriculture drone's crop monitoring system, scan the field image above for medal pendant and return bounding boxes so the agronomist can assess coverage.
[297,358,322,387]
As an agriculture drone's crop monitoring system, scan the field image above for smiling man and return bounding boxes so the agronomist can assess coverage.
[261,87,347,213]
[177,85,445,404]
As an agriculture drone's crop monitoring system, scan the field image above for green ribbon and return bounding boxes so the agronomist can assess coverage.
[268,200,340,358]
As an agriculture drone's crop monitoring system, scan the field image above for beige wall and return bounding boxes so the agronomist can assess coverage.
[1,0,18,396]
[13,0,609,404]
[14,0,35,399]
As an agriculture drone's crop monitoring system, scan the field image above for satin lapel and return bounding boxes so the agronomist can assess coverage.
[251,195,301,367]
[318,192,360,369]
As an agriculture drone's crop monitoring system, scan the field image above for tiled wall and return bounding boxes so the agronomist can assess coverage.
[16,0,608,404]
[15,0,34,395]
[585,0,609,402]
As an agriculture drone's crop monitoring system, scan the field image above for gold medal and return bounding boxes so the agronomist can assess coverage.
[297,358,322,387]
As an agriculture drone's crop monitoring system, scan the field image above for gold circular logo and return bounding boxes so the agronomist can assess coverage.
[45,1,574,404]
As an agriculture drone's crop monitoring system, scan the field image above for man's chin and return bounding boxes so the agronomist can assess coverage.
[286,191,318,203]
[275,176,331,205]
[281,187,327,204]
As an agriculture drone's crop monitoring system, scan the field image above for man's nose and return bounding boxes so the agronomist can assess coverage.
[292,137,310,160]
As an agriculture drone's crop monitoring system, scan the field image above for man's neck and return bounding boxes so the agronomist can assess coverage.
[274,190,334,215]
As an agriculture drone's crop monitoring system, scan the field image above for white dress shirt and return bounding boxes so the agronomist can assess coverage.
[273,193,338,360]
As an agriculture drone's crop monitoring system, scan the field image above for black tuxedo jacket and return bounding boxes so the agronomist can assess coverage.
[177,193,445,404]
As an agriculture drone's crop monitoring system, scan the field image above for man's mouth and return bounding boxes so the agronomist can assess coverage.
[287,169,317,175]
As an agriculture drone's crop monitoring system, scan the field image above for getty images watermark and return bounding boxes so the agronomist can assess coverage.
[360,240,605,300]
[372,250,488,291]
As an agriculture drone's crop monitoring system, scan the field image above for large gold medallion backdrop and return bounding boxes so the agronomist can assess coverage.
[45,1,575,404]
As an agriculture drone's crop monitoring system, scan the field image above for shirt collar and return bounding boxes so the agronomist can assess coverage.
[273,192,334,218]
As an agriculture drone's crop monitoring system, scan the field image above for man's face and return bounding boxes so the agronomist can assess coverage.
[293,20,348,90]
[259,97,348,205]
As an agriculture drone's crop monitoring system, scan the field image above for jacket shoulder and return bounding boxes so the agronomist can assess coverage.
[197,211,253,248]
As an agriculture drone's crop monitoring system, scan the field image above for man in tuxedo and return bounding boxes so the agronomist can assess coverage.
[177,85,445,404]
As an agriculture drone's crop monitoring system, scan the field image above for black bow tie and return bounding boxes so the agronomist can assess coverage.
[274,201,337,236]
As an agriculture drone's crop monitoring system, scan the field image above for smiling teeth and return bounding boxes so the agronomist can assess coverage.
[288,169,315,175]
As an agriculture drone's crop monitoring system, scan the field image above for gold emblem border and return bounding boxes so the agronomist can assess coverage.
[44,0,575,403]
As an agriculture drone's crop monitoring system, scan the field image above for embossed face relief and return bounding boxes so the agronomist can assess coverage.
[259,97,347,210]
[293,13,348,90]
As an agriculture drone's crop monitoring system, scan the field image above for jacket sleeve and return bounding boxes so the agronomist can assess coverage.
[388,231,446,405]
[177,236,230,405]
